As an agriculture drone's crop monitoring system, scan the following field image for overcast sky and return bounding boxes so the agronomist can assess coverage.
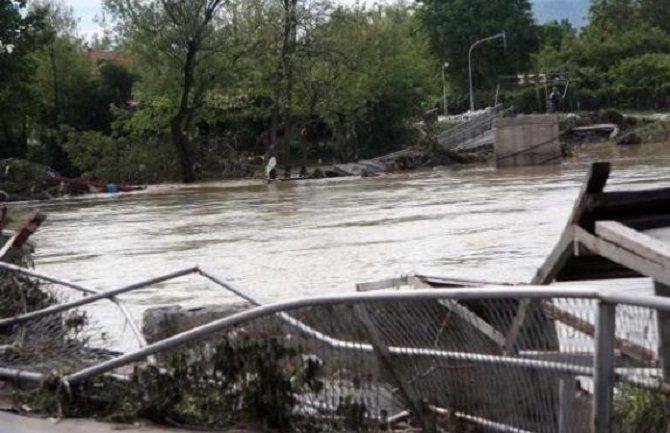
[62,0,587,39]
[63,0,104,37]
[63,0,391,39]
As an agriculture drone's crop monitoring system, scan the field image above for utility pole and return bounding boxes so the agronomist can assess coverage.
[442,62,449,116]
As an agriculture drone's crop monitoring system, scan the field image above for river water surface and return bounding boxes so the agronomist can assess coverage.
[20,143,670,344]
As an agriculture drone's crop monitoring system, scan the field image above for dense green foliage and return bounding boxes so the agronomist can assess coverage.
[528,0,670,112]
[1,0,669,184]
[614,384,665,433]
[18,338,327,431]
[418,0,538,92]
[0,0,47,158]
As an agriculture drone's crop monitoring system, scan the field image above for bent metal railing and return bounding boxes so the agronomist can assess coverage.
[437,104,509,151]
[1,261,670,432]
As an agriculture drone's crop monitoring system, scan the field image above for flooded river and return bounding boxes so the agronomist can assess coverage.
[19,143,670,345]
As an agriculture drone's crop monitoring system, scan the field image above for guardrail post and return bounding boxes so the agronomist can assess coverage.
[654,281,670,429]
[593,301,616,433]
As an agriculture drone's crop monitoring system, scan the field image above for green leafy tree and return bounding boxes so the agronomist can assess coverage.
[586,0,640,39]
[31,1,89,127]
[215,0,334,165]
[537,19,576,52]
[639,0,670,34]
[417,0,538,96]
[297,4,437,159]
[608,53,670,89]
[586,0,670,38]
[105,0,229,183]
[0,0,46,157]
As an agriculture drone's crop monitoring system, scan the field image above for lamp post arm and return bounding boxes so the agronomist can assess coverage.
[468,32,506,112]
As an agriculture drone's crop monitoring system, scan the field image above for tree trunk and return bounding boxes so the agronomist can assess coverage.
[171,118,195,183]
[172,42,198,183]
[279,0,298,166]
[49,41,60,126]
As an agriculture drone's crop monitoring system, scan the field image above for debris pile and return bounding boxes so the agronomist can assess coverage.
[0,159,57,202]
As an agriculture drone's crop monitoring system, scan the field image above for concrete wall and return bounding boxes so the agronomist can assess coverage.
[495,115,561,167]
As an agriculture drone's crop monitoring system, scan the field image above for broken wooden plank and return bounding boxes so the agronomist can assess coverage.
[587,187,670,222]
[0,212,46,262]
[504,300,539,355]
[0,207,7,230]
[414,275,493,288]
[555,255,641,281]
[356,277,410,292]
[620,214,670,231]
[574,226,670,286]
[437,299,506,348]
[533,231,576,285]
[542,301,657,367]
[533,162,611,285]
[596,221,670,269]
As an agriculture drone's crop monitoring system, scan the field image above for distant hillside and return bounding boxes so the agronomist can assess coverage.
[532,0,589,27]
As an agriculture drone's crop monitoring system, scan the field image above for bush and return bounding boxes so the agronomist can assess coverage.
[614,384,665,433]
[61,127,179,184]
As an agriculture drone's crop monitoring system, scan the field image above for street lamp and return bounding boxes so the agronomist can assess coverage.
[468,31,507,112]
[441,62,449,116]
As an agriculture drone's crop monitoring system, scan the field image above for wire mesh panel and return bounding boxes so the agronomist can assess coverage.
[613,304,666,433]
[5,265,670,433]
[0,265,122,376]
[67,296,604,432]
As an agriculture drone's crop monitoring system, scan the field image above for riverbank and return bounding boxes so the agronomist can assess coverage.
[2,110,668,204]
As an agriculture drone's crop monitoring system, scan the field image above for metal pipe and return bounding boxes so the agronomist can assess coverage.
[453,411,535,433]
[600,291,670,312]
[0,367,44,382]
[0,266,198,329]
[0,261,151,350]
[64,287,599,384]
[392,346,590,376]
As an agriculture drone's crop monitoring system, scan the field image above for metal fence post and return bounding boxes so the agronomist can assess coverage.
[654,281,670,429]
[593,301,616,433]
[558,376,576,433]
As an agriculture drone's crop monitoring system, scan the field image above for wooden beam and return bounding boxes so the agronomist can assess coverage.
[415,275,493,288]
[533,162,611,285]
[355,277,409,292]
[0,206,7,229]
[533,228,576,285]
[542,301,657,367]
[0,212,46,262]
[504,299,538,355]
[588,187,670,216]
[620,214,670,231]
[353,305,433,432]
[437,299,506,348]
[596,221,670,269]
[556,256,642,281]
[574,226,670,286]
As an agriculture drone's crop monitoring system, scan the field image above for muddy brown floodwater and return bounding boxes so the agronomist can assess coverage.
[19,142,670,349]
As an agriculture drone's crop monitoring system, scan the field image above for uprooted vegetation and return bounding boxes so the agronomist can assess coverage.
[12,337,394,433]
[0,227,385,431]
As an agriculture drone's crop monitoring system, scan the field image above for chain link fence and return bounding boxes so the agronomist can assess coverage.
[2,261,670,432]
